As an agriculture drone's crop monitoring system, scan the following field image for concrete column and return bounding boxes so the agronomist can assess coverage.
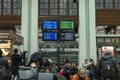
[30,0,38,54]
[78,0,96,67]
[21,0,38,60]
[78,0,87,67]
[21,0,30,52]
[89,0,97,60]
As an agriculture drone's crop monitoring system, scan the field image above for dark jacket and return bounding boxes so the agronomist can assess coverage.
[0,56,9,67]
[0,56,9,80]
[11,54,22,75]
[97,55,118,78]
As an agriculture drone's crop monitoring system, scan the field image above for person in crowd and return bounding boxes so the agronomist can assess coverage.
[97,50,118,80]
[44,67,58,80]
[44,67,51,73]
[11,48,22,80]
[30,51,43,70]
[63,62,71,80]
[0,49,10,80]
[27,59,39,67]
[82,59,89,69]
[87,59,96,80]
[72,67,88,80]
[2,69,12,80]
[58,68,64,76]
[70,63,78,75]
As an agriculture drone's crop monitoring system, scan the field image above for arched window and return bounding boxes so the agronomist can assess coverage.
[115,0,120,9]
[96,0,120,9]
[0,0,21,15]
[13,0,21,15]
[105,0,113,9]
[39,0,78,16]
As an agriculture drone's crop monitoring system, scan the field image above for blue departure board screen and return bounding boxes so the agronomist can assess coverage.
[42,20,58,30]
[43,32,58,41]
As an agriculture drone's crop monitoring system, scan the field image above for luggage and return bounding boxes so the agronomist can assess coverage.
[18,66,37,80]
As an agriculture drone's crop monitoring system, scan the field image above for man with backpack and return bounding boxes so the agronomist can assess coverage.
[97,50,118,80]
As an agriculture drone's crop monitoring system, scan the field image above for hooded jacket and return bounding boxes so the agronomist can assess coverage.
[72,73,88,80]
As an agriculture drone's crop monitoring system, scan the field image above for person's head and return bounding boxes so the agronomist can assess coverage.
[28,59,38,67]
[44,68,51,73]
[67,62,71,68]
[14,48,18,53]
[78,67,86,78]
[89,59,94,64]
[84,59,88,63]
[0,49,3,56]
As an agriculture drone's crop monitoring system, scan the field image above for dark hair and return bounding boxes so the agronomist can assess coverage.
[0,49,3,56]
[44,67,51,73]
[14,48,18,53]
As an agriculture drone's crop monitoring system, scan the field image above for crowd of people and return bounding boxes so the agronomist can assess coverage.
[0,48,119,80]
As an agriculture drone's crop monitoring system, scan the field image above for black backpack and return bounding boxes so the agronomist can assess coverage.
[101,57,116,78]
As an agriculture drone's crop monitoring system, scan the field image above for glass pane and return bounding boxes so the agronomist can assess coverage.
[68,0,73,2]
[50,3,58,8]
[60,0,67,2]
[73,3,77,8]
[0,3,1,8]
[50,9,58,15]
[0,9,1,14]
[69,9,77,15]
[0,0,1,2]
[115,4,120,9]
[8,0,11,2]
[13,9,21,14]
[3,3,11,8]
[105,0,113,2]
[40,3,48,8]
[69,3,77,8]
[50,0,57,2]
[18,9,21,14]
[3,9,11,14]
[96,3,104,9]
[40,0,48,2]
[96,0,103,2]
[105,3,113,9]
[69,3,73,8]
[60,3,67,8]
[13,9,17,14]
[40,9,48,15]
[115,0,120,9]
[59,9,67,15]
[14,0,21,2]
[3,0,11,2]
[4,0,7,2]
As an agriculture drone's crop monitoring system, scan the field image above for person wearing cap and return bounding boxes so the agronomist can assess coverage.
[72,67,88,80]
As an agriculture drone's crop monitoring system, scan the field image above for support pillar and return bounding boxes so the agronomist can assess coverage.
[78,0,97,67]
[21,0,38,61]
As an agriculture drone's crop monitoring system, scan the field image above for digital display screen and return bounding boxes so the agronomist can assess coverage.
[43,32,58,41]
[42,20,57,30]
[60,20,74,30]
[59,32,74,41]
